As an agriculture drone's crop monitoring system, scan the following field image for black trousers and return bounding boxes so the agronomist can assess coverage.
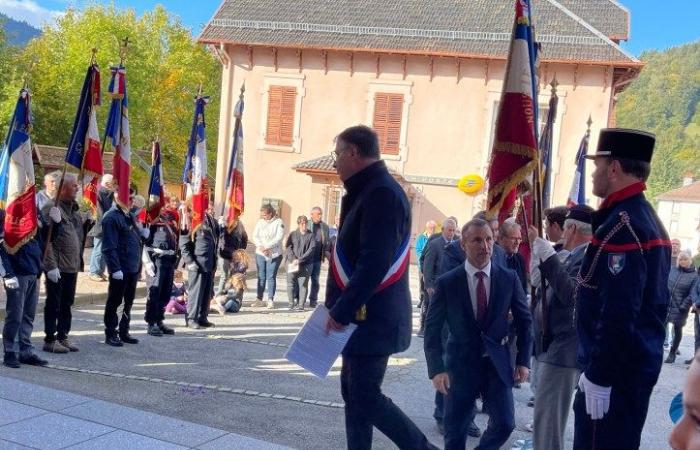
[573,380,653,450]
[187,270,214,324]
[340,355,431,450]
[44,272,78,342]
[104,272,138,337]
[669,321,685,354]
[145,260,175,325]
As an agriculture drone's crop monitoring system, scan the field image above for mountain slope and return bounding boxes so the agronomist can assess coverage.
[0,13,41,46]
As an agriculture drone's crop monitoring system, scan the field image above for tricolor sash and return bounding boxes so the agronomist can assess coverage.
[330,233,411,293]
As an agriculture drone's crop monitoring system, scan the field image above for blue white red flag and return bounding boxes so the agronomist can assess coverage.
[104,64,131,208]
[0,88,38,253]
[224,89,245,231]
[486,0,539,221]
[147,141,165,222]
[65,63,103,216]
[539,85,558,210]
[567,127,590,206]
[182,95,209,234]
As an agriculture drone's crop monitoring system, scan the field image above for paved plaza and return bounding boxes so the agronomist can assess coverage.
[0,266,689,449]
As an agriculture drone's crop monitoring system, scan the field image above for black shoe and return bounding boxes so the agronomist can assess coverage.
[676,350,681,355]
[147,324,163,337]
[3,352,20,368]
[527,396,535,407]
[19,353,48,366]
[198,320,215,328]
[685,358,694,365]
[308,302,317,308]
[187,322,202,330]
[119,334,139,344]
[416,329,424,338]
[665,354,676,364]
[157,322,175,335]
[105,336,123,347]
[436,419,444,435]
[468,421,481,438]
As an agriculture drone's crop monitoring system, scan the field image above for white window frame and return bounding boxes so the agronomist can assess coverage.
[366,80,413,164]
[258,73,306,153]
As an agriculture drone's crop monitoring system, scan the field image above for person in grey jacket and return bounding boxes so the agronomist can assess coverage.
[666,251,697,363]
[102,189,149,347]
[285,215,316,310]
[179,208,220,329]
[41,173,84,354]
[527,204,594,450]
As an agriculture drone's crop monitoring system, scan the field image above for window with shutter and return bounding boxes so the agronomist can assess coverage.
[266,86,296,146]
[373,93,403,155]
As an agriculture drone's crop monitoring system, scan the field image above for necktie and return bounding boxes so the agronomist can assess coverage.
[475,271,488,326]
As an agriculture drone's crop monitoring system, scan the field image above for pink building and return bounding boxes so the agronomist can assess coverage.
[199,0,641,244]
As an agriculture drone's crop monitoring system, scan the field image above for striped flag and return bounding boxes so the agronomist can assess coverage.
[0,88,38,253]
[104,64,131,208]
[539,83,558,210]
[182,95,209,234]
[567,126,591,206]
[147,141,165,222]
[65,63,103,216]
[224,87,245,231]
[486,0,540,221]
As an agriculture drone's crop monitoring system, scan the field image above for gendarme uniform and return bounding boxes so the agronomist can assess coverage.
[143,210,179,335]
[573,129,671,450]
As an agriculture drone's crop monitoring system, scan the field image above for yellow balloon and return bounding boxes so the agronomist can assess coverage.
[457,174,484,195]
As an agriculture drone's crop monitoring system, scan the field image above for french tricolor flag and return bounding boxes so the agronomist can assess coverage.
[567,127,591,207]
[183,95,210,234]
[105,65,131,208]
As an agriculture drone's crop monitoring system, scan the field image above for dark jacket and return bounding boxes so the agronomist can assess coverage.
[285,229,316,267]
[87,188,114,238]
[667,265,697,325]
[423,235,455,290]
[576,182,671,387]
[219,221,248,260]
[101,205,143,274]
[42,199,84,273]
[424,263,533,387]
[439,239,507,274]
[534,242,587,368]
[310,220,330,262]
[325,161,412,356]
[502,248,528,293]
[145,220,179,267]
[179,213,219,273]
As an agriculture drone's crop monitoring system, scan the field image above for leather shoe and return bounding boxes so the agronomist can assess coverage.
[119,334,139,344]
[198,320,215,328]
[19,353,48,366]
[105,336,123,347]
[147,324,163,336]
[3,352,20,368]
[157,322,175,335]
[468,421,481,438]
[187,323,202,330]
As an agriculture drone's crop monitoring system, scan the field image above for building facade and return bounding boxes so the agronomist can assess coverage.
[199,0,641,246]
[657,177,700,254]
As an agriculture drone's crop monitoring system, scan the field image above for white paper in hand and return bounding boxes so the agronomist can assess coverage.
[288,261,299,274]
[285,305,357,379]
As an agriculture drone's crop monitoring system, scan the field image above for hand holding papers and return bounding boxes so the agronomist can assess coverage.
[285,305,357,379]
[288,260,299,274]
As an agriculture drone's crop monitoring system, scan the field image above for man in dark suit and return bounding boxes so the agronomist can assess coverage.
[424,218,533,450]
[497,220,527,292]
[325,125,437,450]
[420,218,457,336]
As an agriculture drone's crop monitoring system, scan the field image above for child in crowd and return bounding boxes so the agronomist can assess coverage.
[211,250,250,315]
[166,270,188,314]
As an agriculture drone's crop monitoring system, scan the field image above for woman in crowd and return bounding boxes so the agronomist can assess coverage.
[252,204,285,309]
[667,250,698,363]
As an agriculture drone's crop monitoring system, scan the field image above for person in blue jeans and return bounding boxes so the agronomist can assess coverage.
[253,204,285,309]
[88,174,115,281]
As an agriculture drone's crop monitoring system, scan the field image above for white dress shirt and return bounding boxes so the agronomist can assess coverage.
[463,259,492,317]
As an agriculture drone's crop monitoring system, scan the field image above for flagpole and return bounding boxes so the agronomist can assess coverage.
[220,83,245,218]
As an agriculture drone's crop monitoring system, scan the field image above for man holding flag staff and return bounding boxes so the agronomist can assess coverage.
[574,128,671,449]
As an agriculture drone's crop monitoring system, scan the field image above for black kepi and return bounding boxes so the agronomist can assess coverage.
[585,128,655,162]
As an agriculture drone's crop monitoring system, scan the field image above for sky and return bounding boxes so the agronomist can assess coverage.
[0,0,698,56]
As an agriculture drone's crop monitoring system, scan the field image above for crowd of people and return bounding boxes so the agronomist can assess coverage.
[2,125,699,450]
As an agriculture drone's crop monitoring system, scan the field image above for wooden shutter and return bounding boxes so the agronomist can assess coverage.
[373,93,403,155]
[266,86,296,146]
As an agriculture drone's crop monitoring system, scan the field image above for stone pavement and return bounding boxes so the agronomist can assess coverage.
[0,375,292,450]
[0,264,688,449]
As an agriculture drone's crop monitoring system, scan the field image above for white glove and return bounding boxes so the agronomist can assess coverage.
[153,248,164,255]
[49,206,62,223]
[186,262,198,272]
[532,237,557,264]
[144,262,155,277]
[47,268,61,283]
[578,372,612,420]
[218,216,226,227]
[140,227,150,239]
[4,277,19,290]
[111,270,124,280]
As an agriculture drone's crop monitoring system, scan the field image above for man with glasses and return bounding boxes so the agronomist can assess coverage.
[497,220,527,292]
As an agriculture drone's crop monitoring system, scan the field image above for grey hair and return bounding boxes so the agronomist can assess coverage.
[62,172,78,183]
[498,220,521,239]
[311,206,322,214]
[442,218,457,229]
[425,220,437,228]
[132,195,146,208]
[564,218,593,235]
[44,170,62,184]
[678,250,692,260]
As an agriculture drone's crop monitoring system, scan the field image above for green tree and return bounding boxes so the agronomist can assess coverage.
[616,40,700,201]
[0,5,221,188]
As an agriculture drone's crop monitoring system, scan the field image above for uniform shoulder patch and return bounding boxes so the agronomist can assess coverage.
[608,253,626,275]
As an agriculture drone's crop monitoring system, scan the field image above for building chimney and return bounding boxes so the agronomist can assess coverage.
[683,171,694,187]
